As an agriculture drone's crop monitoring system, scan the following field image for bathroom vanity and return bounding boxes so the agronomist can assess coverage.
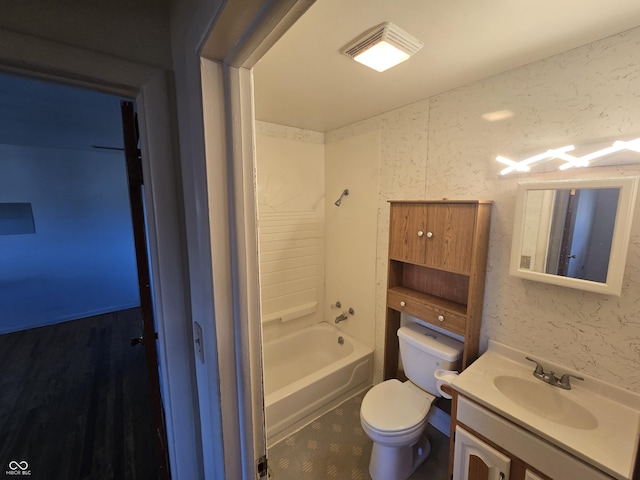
[384,200,492,378]
[450,341,640,480]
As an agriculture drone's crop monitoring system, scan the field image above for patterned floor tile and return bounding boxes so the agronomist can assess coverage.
[267,392,449,480]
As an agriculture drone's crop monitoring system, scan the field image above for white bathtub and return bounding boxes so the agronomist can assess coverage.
[263,322,373,445]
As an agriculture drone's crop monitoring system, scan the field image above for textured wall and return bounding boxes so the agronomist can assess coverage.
[327,27,640,392]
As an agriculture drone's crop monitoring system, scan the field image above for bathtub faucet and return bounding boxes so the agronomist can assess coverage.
[335,313,348,323]
[335,307,355,323]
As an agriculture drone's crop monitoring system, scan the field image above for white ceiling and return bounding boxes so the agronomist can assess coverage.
[253,0,640,133]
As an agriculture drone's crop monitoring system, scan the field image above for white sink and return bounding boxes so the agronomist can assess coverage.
[451,340,640,480]
[493,375,598,430]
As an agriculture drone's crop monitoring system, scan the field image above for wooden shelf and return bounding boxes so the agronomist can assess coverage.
[388,286,466,315]
[384,201,492,379]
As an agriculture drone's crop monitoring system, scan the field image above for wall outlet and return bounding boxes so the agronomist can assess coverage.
[520,255,531,269]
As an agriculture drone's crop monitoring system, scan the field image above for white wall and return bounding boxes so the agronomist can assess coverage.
[326,26,640,393]
[325,130,380,348]
[0,72,140,334]
[0,145,139,333]
[255,123,380,350]
[169,1,228,478]
[255,121,326,341]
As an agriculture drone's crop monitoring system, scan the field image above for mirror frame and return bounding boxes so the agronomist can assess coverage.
[510,176,639,296]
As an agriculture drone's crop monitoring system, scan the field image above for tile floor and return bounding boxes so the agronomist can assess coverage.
[268,391,450,479]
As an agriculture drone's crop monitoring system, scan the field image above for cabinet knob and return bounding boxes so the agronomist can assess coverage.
[400,301,406,307]
[426,231,433,238]
[437,315,445,322]
[417,230,424,237]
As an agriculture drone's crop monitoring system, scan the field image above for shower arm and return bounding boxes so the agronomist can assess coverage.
[334,189,349,207]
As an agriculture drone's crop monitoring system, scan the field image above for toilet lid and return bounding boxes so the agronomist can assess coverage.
[361,379,432,433]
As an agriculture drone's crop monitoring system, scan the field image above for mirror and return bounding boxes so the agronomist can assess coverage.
[510,177,639,295]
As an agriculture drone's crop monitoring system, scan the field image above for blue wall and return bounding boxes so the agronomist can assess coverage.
[0,73,140,333]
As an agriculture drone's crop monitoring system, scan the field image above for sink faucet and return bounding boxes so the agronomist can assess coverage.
[525,357,584,390]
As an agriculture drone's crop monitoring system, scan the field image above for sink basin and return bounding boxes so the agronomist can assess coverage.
[493,375,598,430]
[452,342,640,480]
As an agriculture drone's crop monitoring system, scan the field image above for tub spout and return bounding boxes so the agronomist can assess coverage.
[335,313,348,323]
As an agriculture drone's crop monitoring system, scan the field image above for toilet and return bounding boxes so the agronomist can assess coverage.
[360,322,463,480]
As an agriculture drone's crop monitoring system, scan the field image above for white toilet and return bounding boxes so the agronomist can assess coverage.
[360,322,463,480]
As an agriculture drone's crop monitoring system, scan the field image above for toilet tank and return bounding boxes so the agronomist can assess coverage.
[397,322,463,395]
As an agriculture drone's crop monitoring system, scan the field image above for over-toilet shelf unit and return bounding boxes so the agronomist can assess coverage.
[384,200,492,379]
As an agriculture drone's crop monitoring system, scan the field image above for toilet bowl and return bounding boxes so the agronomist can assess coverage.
[360,322,463,480]
[360,379,434,479]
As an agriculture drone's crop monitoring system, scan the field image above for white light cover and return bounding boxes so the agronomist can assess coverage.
[342,22,423,73]
[354,41,410,72]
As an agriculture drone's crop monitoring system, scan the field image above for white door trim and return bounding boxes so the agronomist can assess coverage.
[197,1,316,478]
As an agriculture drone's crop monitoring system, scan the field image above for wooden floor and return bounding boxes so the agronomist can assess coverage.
[0,308,159,479]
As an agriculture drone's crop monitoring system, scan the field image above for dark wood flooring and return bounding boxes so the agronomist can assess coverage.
[0,308,159,479]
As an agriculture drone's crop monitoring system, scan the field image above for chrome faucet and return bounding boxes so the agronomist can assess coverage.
[335,307,355,324]
[525,357,584,390]
[335,313,348,323]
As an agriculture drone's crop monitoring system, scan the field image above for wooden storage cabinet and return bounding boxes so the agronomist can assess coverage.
[388,202,477,274]
[384,201,492,379]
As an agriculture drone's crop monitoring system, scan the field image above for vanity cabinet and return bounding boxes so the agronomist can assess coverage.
[453,426,511,480]
[452,394,613,480]
[384,201,492,378]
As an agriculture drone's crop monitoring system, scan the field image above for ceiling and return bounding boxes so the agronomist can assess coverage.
[253,0,640,133]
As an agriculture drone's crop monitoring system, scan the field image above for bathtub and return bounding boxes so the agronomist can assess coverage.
[263,322,373,445]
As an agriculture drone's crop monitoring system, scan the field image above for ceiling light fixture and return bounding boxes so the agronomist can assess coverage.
[497,137,640,175]
[341,22,423,72]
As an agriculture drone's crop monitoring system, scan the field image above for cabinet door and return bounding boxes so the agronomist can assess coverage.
[524,471,546,480]
[424,204,476,274]
[389,203,427,264]
[453,426,510,480]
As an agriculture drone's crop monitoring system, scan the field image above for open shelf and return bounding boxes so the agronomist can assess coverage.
[389,261,470,306]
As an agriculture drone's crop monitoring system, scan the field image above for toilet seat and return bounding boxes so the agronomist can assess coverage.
[360,379,434,434]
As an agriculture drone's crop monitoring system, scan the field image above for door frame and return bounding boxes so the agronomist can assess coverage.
[0,30,202,479]
[196,1,316,477]
[0,0,318,477]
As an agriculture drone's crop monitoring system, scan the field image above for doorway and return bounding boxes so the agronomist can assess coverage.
[0,71,167,478]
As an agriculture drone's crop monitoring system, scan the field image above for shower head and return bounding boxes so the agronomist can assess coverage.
[334,189,349,207]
